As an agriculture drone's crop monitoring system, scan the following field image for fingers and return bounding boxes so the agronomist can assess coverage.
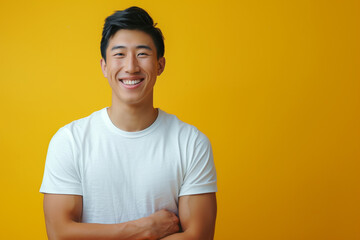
[149,209,180,238]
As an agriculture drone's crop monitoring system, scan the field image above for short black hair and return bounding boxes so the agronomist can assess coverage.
[100,6,165,61]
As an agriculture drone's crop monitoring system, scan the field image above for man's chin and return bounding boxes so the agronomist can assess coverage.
[112,95,145,107]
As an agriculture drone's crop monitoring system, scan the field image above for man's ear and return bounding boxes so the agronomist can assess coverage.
[157,57,166,76]
[100,58,107,78]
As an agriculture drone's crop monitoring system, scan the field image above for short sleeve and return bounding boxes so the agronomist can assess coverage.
[179,131,217,196]
[40,127,82,195]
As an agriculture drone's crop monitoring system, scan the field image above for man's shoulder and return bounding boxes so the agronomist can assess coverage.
[159,109,209,143]
[160,110,197,131]
[53,108,106,138]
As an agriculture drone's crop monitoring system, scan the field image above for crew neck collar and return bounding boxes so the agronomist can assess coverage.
[101,107,163,138]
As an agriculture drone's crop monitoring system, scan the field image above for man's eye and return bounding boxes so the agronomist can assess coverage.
[138,53,148,57]
[114,53,124,56]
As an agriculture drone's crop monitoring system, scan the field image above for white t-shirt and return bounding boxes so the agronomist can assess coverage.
[40,108,217,224]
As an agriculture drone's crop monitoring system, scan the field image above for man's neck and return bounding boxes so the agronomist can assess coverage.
[107,101,158,132]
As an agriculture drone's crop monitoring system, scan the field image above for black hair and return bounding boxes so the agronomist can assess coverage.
[100,6,165,61]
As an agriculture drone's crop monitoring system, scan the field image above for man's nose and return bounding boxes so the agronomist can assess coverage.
[124,54,140,73]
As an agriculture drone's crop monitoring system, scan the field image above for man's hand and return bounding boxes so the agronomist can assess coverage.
[146,209,180,239]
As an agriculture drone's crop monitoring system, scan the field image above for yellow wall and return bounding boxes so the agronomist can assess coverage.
[1,0,359,239]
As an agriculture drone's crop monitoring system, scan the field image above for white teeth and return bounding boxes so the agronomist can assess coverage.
[122,79,142,85]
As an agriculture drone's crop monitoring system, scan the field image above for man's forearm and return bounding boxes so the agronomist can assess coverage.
[161,232,208,240]
[161,232,188,240]
[161,232,214,240]
[48,218,153,240]
[46,208,179,240]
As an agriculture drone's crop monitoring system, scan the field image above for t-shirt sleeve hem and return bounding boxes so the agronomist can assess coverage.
[179,182,217,196]
[39,187,83,196]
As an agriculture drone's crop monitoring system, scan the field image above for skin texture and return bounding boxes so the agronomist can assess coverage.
[162,193,217,240]
[43,194,179,240]
[100,29,166,132]
[43,29,217,239]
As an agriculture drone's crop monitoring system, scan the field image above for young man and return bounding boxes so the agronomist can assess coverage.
[40,6,217,240]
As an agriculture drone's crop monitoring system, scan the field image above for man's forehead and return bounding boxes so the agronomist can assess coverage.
[111,45,152,51]
[108,29,155,48]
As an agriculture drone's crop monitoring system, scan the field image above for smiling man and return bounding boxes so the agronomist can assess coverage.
[40,6,217,240]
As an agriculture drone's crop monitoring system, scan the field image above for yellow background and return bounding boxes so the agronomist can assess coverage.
[1,0,359,239]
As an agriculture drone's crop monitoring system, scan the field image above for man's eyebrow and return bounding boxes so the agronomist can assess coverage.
[111,45,125,51]
[111,45,152,51]
[136,45,152,51]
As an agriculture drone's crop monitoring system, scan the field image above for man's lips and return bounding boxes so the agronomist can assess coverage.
[119,76,145,85]
[119,76,145,80]
[118,76,145,88]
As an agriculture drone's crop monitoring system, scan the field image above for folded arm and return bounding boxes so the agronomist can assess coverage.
[43,194,179,240]
[162,193,217,240]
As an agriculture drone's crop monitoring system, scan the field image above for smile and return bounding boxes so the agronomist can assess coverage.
[121,79,143,85]
[119,78,145,89]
